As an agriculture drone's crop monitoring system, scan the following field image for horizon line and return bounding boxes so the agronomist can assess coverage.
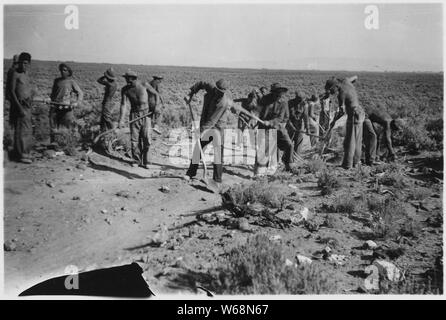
[4,58,443,74]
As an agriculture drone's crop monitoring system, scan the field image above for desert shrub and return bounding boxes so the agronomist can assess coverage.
[52,128,80,155]
[372,162,404,174]
[369,198,409,240]
[223,179,286,209]
[303,158,326,174]
[216,234,337,294]
[407,187,431,201]
[354,164,372,181]
[379,272,442,295]
[330,194,358,214]
[317,170,342,195]
[378,172,407,189]
[394,123,437,153]
[425,118,443,147]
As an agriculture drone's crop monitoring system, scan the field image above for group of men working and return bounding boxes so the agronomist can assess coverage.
[5,53,163,168]
[182,76,404,189]
[5,53,403,191]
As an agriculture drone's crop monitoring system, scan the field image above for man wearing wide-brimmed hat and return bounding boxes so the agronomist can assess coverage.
[118,69,158,168]
[324,75,364,169]
[49,62,83,140]
[183,79,234,188]
[97,67,118,132]
[256,83,293,175]
[363,104,405,165]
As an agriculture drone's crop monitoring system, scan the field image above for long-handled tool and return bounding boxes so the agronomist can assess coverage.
[184,97,208,181]
[93,111,153,144]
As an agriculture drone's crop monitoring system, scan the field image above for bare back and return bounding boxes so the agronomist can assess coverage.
[338,79,361,116]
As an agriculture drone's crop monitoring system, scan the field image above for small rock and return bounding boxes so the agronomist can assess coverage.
[43,150,56,159]
[159,185,170,193]
[269,234,282,241]
[238,218,251,232]
[285,258,297,267]
[285,204,296,210]
[364,240,378,250]
[200,197,207,201]
[116,191,130,198]
[4,240,17,252]
[373,260,402,282]
[46,182,55,188]
[328,254,348,266]
[72,196,80,200]
[198,232,210,240]
[296,254,312,266]
[101,209,108,214]
[105,218,112,225]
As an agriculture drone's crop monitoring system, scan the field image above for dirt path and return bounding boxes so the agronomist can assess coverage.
[3,139,443,296]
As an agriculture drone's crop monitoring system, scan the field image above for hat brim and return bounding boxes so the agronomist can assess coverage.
[122,74,137,78]
[104,72,117,80]
[215,87,227,92]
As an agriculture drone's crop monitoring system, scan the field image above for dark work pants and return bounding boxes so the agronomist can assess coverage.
[100,102,115,132]
[277,130,293,166]
[130,111,152,165]
[12,106,32,160]
[186,131,224,182]
[363,119,377,165]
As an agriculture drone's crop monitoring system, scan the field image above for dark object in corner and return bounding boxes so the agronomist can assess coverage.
[19,262,154,298]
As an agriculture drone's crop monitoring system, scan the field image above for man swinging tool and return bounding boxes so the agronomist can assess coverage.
[118,70,159,168]
[183,79,234,192]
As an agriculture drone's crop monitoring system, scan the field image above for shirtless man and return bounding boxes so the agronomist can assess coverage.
[325,75,365,169]
[146,75,164,130]
[363,105,405,165]
[118,70,159,168]
[97,67,118,132]
[49,63,83,141]
[9,52,34,163]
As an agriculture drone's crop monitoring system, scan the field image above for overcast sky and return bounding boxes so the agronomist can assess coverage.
[3,3,443,72]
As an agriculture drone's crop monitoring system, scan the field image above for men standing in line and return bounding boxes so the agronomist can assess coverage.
[257,84,293,173]
[183,79,233,189]
[8,52,34,164]
[118,70,158,168]
[97,67,118,132]
[363,104,405,165]
[308,94,321,146]
[49,63,83,141]
[324,75,364,169]
[287,91,310,157]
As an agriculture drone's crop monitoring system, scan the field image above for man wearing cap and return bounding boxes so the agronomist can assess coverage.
[49,63,84,140]
[97,67,118,132]
[147,76,164,130]
[308,94,322,146]
[287,91,310,156]
[118,70,159,168]
[183,79,233,187]
[363,104,404,165]
[8,52,34,163]
[324,75,364,169]
[257,84,293,173]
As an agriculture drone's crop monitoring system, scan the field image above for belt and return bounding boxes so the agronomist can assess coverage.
[130,108,150,114]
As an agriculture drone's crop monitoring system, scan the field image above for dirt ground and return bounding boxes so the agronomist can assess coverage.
[3,134,443,296]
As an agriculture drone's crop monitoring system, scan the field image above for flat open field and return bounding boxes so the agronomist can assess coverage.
[2,60,443,295]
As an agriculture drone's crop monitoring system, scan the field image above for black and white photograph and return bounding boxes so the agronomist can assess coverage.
[1,0,444,300]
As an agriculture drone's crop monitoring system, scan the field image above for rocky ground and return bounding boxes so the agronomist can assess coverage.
[3,135,443,296]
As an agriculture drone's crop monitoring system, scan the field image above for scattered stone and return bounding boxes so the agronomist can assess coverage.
[59,189,64,193]
[43,150,56,159]
[328,254,348,266]
[132,218,140,224]
[373,260,402,282]
[72,196,80,200]
[285,204,296,210]
[151,224,169,246]
[172,256,188,269]
[101,209,108,214]
[116,190,130,198]
[4,240,17,252]
[269,234,282,241]
[200,197,207,201]
[198,232,210,240]
[364,240,378,250]
[46,182,55,188]
[159,185,170,193]
[285,258,297,267]
[105,218,112,225]
[237,218,252,232]
[296,254,312,266]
